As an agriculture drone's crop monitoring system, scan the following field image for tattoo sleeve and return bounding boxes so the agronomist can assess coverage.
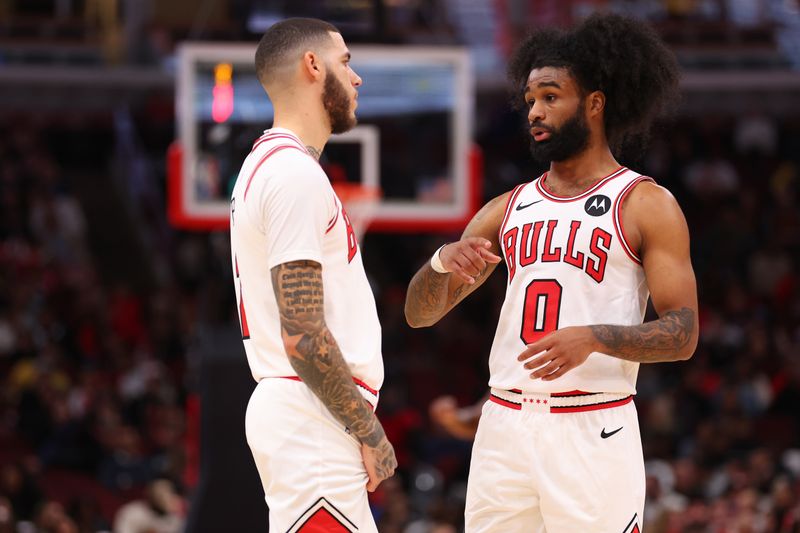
[590,307,696,362]
[404,261,492,328]
[271,260,385,447]
[405,196,506,327]
[404,262,451,327]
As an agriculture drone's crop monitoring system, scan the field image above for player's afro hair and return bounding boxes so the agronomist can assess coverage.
[508,13,681,151]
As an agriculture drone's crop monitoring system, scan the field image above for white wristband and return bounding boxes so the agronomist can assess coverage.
[430,243,450,274]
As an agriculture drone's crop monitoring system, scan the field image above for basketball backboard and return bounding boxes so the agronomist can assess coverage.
[169,42,480,232]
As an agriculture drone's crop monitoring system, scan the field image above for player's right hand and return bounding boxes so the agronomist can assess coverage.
[439,238,502,284]
[361,435,397,492]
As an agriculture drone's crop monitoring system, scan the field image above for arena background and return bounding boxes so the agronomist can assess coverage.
[1,1,800,532]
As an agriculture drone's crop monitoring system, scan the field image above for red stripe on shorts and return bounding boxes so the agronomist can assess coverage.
[549,395,633,413]
[489,394,521,410]
[550,390,593,397]
[277,376,378,403]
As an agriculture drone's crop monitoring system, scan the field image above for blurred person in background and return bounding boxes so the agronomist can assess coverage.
[428,394,482,441]
[228,17,396,532]
[406,13,697,532]
[112,478,184,533]
[33,500,78,533]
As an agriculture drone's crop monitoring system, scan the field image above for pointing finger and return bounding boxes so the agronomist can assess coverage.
[463,237,493,250]
[461,247,487,274]
[478,248,502,263]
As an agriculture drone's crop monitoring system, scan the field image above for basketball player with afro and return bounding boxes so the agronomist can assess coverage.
[406,13,697,532]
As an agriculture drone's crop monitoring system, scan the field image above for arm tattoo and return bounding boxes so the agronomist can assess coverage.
[405,195,505,326]
[405,262,491,326]
[305,145,322,160]
[405,263,450,326]
[590,307,696,362]
[271,260,385,447]
[448,265,489,305]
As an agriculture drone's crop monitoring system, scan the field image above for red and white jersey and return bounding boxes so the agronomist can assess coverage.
[490,167,653,394]
[229,128,383,391]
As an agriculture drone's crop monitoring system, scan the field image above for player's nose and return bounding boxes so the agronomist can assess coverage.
[351,69,362,87]
[528,101,545,124]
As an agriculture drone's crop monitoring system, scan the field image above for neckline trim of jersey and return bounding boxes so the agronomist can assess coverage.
[253,128,308,153]
[536,166,628,202]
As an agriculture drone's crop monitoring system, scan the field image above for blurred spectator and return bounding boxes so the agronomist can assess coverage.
[683,141,740,196]
[112,479,184,533]
[0,463,42,522]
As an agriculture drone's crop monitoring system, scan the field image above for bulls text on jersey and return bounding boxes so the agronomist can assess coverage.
[501,219,613,283]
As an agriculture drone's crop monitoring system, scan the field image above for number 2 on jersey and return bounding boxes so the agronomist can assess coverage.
[520,279,562,345]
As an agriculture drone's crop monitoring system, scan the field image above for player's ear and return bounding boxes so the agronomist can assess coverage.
[301,51,323,81]
[587,90,605,117]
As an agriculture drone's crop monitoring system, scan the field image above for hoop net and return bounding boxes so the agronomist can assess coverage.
[332,183,381,241]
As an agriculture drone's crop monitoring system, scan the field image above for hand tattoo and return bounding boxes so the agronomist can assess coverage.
[373,437,396,479]
[590,307,696,362]
[272,260,385,447]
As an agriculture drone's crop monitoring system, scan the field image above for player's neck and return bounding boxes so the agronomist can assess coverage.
[272,104,330,158]
[546,144,619,195]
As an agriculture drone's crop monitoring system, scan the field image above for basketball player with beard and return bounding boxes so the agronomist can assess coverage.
[406,14,697,532]
[229,18,396,532]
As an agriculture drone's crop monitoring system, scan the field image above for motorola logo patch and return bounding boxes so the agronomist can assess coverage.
[584,195,611,216]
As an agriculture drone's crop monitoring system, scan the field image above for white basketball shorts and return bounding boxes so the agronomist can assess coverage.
[245,377,380,532]
[465,389,645,533]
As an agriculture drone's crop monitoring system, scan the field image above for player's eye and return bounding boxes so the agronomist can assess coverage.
[545,94,556,102]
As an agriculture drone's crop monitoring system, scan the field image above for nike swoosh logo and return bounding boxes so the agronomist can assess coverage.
[601,427,623,439]
[515,199,543,211]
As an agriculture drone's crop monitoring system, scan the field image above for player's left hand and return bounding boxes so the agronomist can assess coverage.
[361,434,397,493]
[517,326,598,380]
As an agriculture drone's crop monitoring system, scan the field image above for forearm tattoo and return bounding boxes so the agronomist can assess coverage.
[405,261,492,326]
[405,263,450,324]
[449,265,490,305]
[271,261,385,447]
[590,307,696,362]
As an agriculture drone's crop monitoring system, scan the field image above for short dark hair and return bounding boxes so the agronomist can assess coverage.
[255,18,340,87]
[508,13,681,152]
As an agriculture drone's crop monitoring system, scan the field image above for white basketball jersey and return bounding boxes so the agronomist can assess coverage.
[489,167,653,394]
[229,128,383,391]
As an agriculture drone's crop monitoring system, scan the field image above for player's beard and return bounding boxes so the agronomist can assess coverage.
[528,104,590,163]
[322,70,356,134]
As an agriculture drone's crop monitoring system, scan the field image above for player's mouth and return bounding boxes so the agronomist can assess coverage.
[531,127,551,142]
